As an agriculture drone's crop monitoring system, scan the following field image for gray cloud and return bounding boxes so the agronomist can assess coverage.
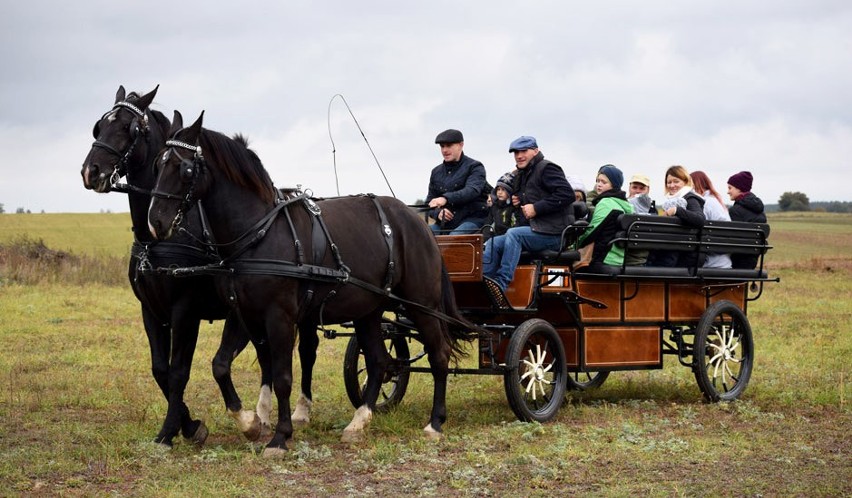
[1,0,850,214]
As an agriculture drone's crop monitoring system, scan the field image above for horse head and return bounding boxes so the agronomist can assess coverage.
[81,85,160,192]
[148,110,209,240]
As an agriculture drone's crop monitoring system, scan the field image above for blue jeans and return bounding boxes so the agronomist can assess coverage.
[482,226,561,291]
[430,220,483,235]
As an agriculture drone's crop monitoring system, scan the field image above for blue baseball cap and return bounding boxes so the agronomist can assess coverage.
[508,136,538,152]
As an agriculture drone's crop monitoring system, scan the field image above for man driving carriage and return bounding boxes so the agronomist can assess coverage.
[426,129,490,234]
[482,136,574,293]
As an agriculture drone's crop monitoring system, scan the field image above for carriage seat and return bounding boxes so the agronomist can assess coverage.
[577,214,771,279]
[519,202,588,265]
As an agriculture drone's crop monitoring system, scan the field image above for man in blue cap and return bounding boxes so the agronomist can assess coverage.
[426,129,489,234]
[482,136,574,294]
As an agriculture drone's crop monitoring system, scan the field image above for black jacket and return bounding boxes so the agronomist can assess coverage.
[514,153,573,235]
[426,153,488,230]
[729,192,766,223]
[729,192,767,269]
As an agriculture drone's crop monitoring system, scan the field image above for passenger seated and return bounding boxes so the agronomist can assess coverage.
[690,171,732,269]
[577,165,634,273]
[627,174,657,214]
[482,136,573,293]
[727,171,767,269]
[647,165,706,268]
[483,171,520,241]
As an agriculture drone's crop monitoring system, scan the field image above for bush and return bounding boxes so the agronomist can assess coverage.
[0,236,126,286]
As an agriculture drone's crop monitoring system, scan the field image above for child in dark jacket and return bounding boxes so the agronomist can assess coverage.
[727,171,767,269]
[483,171,519,241]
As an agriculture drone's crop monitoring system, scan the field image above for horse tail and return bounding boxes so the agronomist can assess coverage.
[439,263,480,360]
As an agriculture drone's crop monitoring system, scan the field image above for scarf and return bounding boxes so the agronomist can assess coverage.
[662,185,692,212]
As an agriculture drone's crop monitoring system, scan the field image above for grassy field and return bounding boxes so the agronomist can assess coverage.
[0,212,850,496]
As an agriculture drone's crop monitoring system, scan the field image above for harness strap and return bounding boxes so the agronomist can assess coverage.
[366,194,395,292]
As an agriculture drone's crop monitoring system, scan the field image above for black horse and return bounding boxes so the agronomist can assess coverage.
[80,86,273,446]
[147,111,476,455]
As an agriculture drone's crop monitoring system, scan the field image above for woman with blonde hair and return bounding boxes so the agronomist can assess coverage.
[648,165,706,267]
[690,170,732,268]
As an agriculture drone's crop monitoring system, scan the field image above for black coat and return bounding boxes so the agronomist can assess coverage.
[426,153,488,230]
[729,192,767,269]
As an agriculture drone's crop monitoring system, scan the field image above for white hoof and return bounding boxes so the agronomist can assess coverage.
[229,409,262,441]
[341,405,372,443]
[262,446,287,459]
[423,423,443,440]
[291,393,312,428]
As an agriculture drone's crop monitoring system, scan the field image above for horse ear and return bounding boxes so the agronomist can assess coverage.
[187,111,205,139]
[168,110,184,138]
[115,85,126,104]
[137,85,159,110]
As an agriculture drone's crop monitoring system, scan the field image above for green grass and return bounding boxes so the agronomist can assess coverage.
[0,212,850,496]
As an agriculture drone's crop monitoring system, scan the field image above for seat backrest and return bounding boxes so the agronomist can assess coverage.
[700,219,771,255]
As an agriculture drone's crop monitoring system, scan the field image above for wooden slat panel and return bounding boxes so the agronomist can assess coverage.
[558,328,579,367]
[506,266,536,308]
[584,327,660,367]
[576,281,621,321]
[624,282,666,321]
[436,234,482,282]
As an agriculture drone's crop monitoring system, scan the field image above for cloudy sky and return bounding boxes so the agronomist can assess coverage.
[1,1,850,213]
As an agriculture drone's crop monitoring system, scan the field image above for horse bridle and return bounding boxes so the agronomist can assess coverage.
[150,139,205,233]
[91,100,150,188]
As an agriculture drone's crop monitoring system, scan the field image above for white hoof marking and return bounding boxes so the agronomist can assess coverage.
[256,385,273,428]
[341,405,372,442]
[291,393,312,427]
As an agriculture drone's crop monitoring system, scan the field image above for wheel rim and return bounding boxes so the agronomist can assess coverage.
[356,340,403,406]
[699,310,751,397]
[515,338,559,412]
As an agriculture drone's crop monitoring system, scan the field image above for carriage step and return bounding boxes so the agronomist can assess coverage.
[483,276,512,309]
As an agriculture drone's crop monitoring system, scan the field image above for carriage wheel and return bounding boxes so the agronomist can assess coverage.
[343,334,410,413]
[503,319,567,422]
[692,300,754,402]
[566,370,609,391]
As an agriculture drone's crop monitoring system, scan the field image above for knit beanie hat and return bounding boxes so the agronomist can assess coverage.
[727,171,753,192]
[598,164,624,190]
[495,171,516,195]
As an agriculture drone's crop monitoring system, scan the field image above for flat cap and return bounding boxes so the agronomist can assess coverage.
[435,129,464,144]
[508,136,538,152]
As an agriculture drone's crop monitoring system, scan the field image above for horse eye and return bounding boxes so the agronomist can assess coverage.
[162,150,170,162]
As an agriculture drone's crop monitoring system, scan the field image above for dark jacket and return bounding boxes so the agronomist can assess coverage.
[648,191,706,268]
[729,192,767,269]
[674,191,707,228]
[484,198,519,241]
[426,153,488,231]
[514,152,574,235]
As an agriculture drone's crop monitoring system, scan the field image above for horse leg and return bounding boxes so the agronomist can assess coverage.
[409,313,451,439]
[292,321,318,427]
[141,308,196,446]
[341,311,389,443]
[262,316,296,457]
[211,315,265,441]
[155,311,203,446]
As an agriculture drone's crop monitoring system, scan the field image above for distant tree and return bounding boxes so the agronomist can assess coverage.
[778,191,810,212]
[0,203,4,213]
[16,207,24,214]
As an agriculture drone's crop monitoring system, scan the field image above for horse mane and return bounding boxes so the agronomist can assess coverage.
[199,129,276,205]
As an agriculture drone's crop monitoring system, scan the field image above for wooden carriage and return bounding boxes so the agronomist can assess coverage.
[342,214,775,423]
